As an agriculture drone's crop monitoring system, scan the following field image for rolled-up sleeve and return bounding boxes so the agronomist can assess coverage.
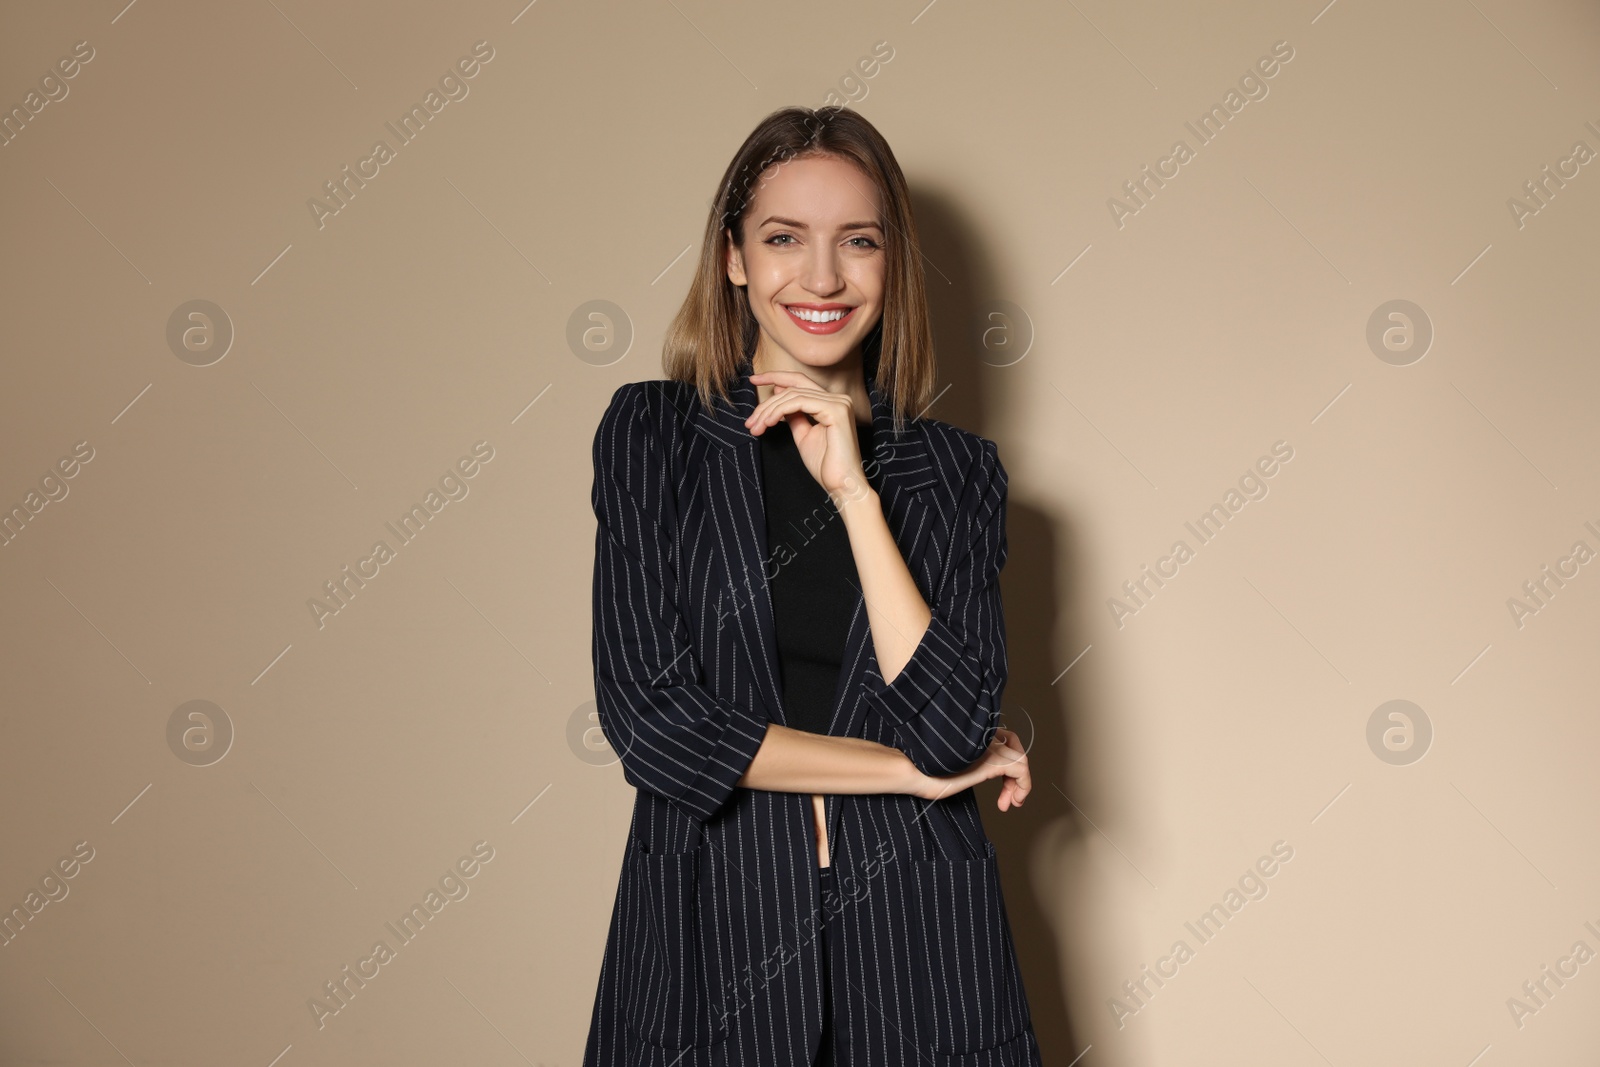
[861,440,1009,778]
[590,383,771,824]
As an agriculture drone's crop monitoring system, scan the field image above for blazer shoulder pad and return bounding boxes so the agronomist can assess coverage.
[595,378,698,456]
[915,417,1005,499]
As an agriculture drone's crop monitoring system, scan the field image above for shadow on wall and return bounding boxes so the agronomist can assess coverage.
[912,187,1108,1065]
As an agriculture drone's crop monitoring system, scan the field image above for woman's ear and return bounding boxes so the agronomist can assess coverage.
[725,228,747,286]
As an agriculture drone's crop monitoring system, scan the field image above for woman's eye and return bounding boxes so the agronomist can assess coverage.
[763,234,878,249]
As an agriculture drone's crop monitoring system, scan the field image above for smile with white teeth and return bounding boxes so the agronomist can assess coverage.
[785,306,850,323]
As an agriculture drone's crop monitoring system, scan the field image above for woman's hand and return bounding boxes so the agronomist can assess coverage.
[908,728,1032,811]
[745,370,869,503]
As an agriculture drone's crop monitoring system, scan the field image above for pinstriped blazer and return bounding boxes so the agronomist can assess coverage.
[582,368,1043,1067]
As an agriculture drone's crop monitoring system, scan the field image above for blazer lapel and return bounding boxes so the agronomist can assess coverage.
[693,369,941,733]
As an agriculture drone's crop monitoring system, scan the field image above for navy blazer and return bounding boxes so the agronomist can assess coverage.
[582,369,1042,1067]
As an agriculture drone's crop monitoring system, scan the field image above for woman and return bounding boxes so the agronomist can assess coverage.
[583,106,1042,1067]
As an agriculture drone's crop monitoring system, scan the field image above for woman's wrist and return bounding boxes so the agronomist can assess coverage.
[833,734,925,796]
[889,747,928,797]
[833,481,881,525]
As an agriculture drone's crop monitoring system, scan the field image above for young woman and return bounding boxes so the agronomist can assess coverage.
[583,106,1042,1067]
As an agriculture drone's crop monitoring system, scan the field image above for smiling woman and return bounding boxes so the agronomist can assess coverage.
[663,108,939,438]
[584,106,1042,1067]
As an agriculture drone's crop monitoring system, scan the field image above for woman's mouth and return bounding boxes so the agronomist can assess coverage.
[783,304,856,335]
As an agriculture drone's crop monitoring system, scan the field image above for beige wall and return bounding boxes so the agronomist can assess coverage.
[3,1,1598,1063]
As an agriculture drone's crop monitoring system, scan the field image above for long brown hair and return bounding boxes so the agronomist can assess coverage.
[662,106,935,436]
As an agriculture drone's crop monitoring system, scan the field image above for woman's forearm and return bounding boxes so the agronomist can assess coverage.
[738,723,921,795]
[837,486,932,686]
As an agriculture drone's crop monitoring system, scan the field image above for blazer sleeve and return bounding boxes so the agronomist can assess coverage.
[590,382,772,824]
[861,439,1010,778]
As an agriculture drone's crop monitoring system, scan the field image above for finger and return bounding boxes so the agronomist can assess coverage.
[749,369,823,391]
[1013,765,1031,803]
[742,385,857,431]
[989,730,1024,765]
[743,388,822,433]
[745,387,846,431]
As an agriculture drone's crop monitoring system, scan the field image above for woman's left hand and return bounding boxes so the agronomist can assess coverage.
[745,370,870,502]
[911,728,1032,811]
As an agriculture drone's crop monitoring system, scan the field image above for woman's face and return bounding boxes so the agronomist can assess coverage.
[725,154,886,375]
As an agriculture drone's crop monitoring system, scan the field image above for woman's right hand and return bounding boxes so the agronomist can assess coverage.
[908,728,1031,811]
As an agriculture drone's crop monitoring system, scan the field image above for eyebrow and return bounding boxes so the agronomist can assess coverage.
[755,215,883,232]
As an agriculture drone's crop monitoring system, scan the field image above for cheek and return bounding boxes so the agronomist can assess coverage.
[748,262,793,303]
[851,281,889,319]
[846,260,886,299]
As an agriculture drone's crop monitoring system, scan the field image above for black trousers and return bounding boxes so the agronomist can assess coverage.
[814,865,837,1066]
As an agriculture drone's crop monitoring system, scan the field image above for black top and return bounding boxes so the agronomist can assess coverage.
[759,417,876,736]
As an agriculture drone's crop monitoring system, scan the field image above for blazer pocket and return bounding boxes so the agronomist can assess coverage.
[623,846,726,1049]
[906,839,1031,1056]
